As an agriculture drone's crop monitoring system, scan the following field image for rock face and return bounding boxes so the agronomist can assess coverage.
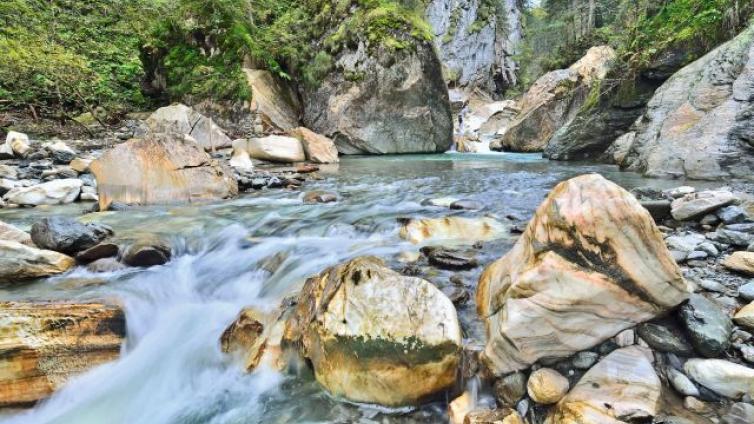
[285,257,461,406]
[0,302,125,407]
[477,174,689,375]
[3,179,82,206]
[30,216,112,255]
[146,103,232,151]
[246,135,306,163]
[0,240,75,284]
[499,46,616,152]
[289,127,339,164]
[302,40,453,154]
[244,68,301,131]
[424,0,522,95]
[546,346,661,424]
[617,24,754,179]
[90,133,237,210]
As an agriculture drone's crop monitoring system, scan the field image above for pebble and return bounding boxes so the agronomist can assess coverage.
[738,282,754,301]
[571,351,599,369]
[697,279,726,293]
[667,367,700,397]
[494,372,527,407]
[526,368,569,404]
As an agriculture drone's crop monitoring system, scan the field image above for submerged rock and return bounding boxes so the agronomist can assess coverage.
[285,256,461,406]
[302,39,452,154]
[30,216,112,255]
[399,216,506,245]
[220,307,285,372]
[0,302,125,407]
[477,174,689,375]
[546,346,661,424]
[146,103,232,151]
[302,191,337,204]
[90,133,237,210]
[0,240,75,284]
[122,238,171,267]
[3,178,82,206]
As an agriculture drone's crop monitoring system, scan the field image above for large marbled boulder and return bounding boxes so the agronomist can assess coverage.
[477,174,689,375]
[546,346,661,424]
[285,257,461,406]
[0,302,125,407]
[90,133,237,210]
[146,103,232,151]
[0,240,75,284]
[498,46,616,152]
[616,24,754,179]
[302,39,452,154]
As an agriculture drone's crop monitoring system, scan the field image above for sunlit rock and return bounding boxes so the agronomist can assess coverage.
[285,256,461,406]
[3,179,82,206]
[685,358,754,399]
[0,302,125,407]
[90,133,237,210]
[244,68,302,131]
[247,135,305,163]
[399,216,506,245]
[146,103,232,151]
[0,240,75,284]
[289,127,339,164]
[0,220,32,245]
[477,174,689,375]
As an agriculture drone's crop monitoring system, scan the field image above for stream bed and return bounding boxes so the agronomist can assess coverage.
[0,153,706,424]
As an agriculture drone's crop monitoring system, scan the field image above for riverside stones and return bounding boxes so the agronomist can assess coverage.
[0,302,125,407]
[90,133,238,210]
[636,322,694,356]
[1,131,30,158]
[724,252,754,276]
[527,368,569,405]
[734,301,754,330]
[545,346,661,424]
[289,127,339,164]
[477,174,689,375]
[0,220,32,245]
[30,216,112,255]
[146,103,232,150]
[0,241,75,284]
[3,179,82,206]
[399,216,506,245]
[678,294,733,357]
[285,256,461,406]
[670,190,737,221]
[685,359,754,399]
[247,135,305,163]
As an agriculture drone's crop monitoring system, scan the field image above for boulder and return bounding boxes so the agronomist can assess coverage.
[500,46,616,152]
[244,68,301,131]
[464,409,524,424]
[220,307,278,371]
[69,157,92,173]
[617,24,754,179]
[75,242,119,264]
[477,174,689,375]
[30,216,112,255]
[90,133,237,210]
[146,103,232,150]
[636,322,694,356]
[229,138,254,170]
[0,240,75,283]
[302,40,452,154]
[399,216,506,245]
[421,246,478,270]
[685,359,754,399]
[302,191,337,204]
[671,190,737,221]
[0,302,125,407]
[546,346,661,424]
[284,257,461,406]
[678,294,732,357]
[0,220,32,245]
[289,127,339,164]
[1,131,30,158]
[122,238,171,267]
[494,372,527,407]
[527,368,569,405]
[247,136,305,163]
[723,252,754,276]
[3,179,82,206]
[44,141,76,164]
[734,301,754,330]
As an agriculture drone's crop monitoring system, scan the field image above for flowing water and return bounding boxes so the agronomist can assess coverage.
[0,153,704,424]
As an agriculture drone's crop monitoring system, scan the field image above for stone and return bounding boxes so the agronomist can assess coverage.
[724,402,754,424]
[289,127,339,164]
[712,229,752,247]
[734,301,754,330]
[247,135,305,163]
[501,46,616,152]
[685,359,754,399]
[697,279,726,293]
[229,139,254,170]
[0,240,75,284]
[698,242,719,257]
[614,329,635,347]
[448,391,474,424]
[122,238,171,267]
[219,307,284,371]
[399,216,506,245]
[667,367,700,397]
[301,40,452,154]
[671,190,737,221]
[687,251,708,261]
[477,175,689,374]
[664,186,696,199]
[146,103,232,150]
[527,368,569,405]
[284,256,461,406]
[739,282,754,301]
[701,214,720,226]
[2,178,82,206]
[718,206,749,224]
[450,199,484,211]
[421,197,459,207]
[244,68,301,131]
[464,409,524,424]
[0,164,18,179]
[571,351,599,369]
[683,396,712,414]
[420,246,478,270]
[2,131,30,158]
[90,133,237,210]
[0,220,32,245]
[44,141,76,164]
[0,302,125,407]
[665,233,706,253]
[546,346,661,424]
[30,216,113,255]
[494,372,527,407]
[86,257,126,273]
[69,157,92,173]
[678,294,733,357]
[303,191,337,204]
[75,242,119,264]
[724,252,754,276]
[617,24,754,179]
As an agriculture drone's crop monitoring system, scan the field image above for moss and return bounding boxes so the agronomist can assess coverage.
[327,334,459,365]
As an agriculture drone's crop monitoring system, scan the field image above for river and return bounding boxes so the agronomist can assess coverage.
[0,153,699,424]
